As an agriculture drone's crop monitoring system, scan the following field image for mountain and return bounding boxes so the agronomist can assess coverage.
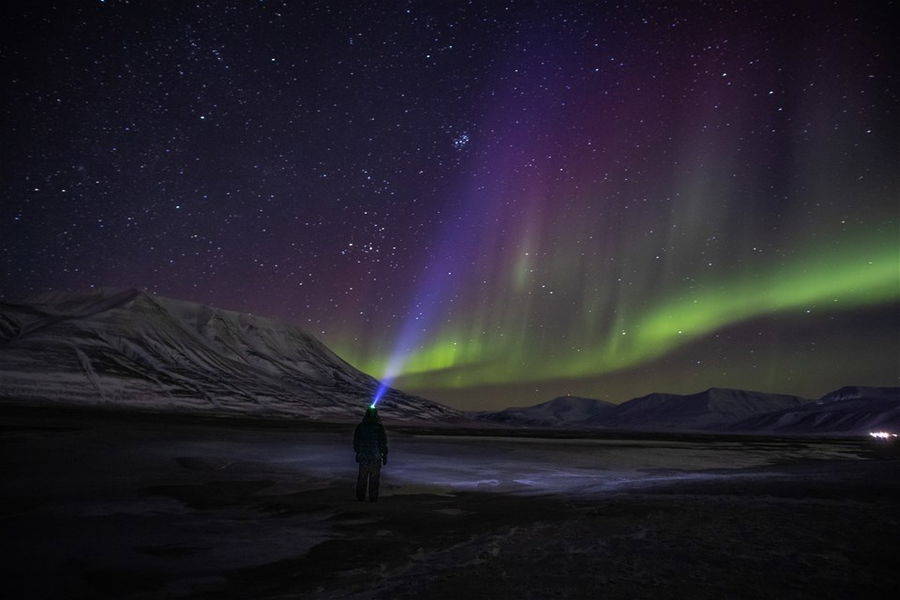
[0,288,459,422]
[477,395,617,427]
[817,386,898,404]
[476,388,806,431]
[475,386,899,434]
[604,388,808,431]
[2,289,894,434]
[730,386,900,434]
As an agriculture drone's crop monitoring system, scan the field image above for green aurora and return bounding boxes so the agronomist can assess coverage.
[323,10,900,408]
[5,2,898,411]
[335,225,898,404]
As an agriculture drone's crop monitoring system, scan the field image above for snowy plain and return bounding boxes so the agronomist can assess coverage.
[3,410,899,599]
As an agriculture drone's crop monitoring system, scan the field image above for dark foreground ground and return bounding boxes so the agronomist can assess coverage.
[2,409,899,599]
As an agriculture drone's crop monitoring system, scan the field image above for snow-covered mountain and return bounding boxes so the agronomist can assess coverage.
[730,387,900,434]
[477,395,617,427]
[0,288,460,422]
[817,386,898,404]
[605,388,807,431]
[476,387,899,434]
[476,388,805,431]
[2,289,894,434]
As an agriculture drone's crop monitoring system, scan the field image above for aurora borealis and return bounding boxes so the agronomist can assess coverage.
[2,2,898,409]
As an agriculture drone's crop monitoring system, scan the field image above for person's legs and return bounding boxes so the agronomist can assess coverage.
[356,464,367,501]
[368,464,381,502]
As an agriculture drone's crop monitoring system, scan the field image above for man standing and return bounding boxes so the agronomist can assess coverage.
[353,407,388,502]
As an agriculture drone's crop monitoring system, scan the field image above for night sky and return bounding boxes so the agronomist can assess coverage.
[2,1,898,410]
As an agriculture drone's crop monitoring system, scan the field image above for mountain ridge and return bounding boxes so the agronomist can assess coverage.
[0,288,459,422]
[476,395,617,427]
[474,386,899,434]
[2,289,896,433]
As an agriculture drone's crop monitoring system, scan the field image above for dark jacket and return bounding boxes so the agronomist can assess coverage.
[354,421,388,465]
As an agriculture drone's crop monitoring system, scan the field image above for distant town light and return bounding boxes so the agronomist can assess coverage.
[869,431,897,439]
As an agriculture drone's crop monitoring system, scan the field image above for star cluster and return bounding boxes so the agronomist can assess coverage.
[2,1,897,409]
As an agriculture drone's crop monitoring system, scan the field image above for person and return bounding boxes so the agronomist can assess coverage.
[353,406,388,502]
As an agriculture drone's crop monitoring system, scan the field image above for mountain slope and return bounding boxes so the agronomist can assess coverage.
[477,395,617,427]
[605,388,808,431]
[0,288,459,421]
[475,388,808,431]
[817,386,898,404]
[475,386,898,434]
[730,387,900,434]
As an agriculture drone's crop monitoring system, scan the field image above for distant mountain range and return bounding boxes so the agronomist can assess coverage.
[1,289,896,434]
[476,386,899,435]
[0,288,459,422]
[477,395,617,427]
[729,386,900,434]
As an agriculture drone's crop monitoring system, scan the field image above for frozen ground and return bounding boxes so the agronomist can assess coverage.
[2,411,899,599]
